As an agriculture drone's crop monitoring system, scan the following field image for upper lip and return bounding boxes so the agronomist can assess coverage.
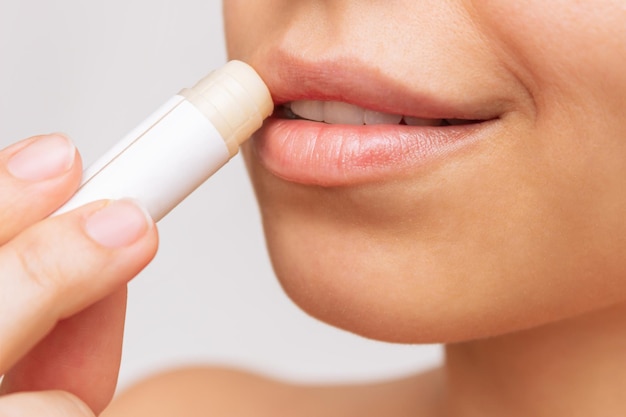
[247,51,506,122]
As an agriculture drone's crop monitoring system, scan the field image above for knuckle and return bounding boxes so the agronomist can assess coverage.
[11,239,66,294]
[56,391,97,417]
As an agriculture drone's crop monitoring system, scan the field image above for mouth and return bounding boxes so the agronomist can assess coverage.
[276,100,484,127]
[248,55,504,187]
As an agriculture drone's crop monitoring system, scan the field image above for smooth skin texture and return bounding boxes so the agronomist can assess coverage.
[110,1,626,416]
[62,0,626,416]
[230,1,626,414]
[0,134,159,415]
[229,0,626,343]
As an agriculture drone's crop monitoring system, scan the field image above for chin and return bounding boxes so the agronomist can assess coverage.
[267,245,626,344]
[256,195,513,344]
[255,182,626,345]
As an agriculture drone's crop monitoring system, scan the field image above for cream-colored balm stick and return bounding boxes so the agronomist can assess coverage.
[54,60,273,221]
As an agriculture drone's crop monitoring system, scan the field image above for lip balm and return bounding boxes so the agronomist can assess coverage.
[54,60,273,221]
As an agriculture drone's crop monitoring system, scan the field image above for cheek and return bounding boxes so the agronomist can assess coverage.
[476,1,626,109]
[223,0,297,60]
[222,1,265,58]
[222,1,248,57]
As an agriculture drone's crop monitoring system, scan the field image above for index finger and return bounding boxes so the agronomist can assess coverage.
[0,134,82,244]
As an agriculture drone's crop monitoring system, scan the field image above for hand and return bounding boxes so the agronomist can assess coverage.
[0,134,158,415]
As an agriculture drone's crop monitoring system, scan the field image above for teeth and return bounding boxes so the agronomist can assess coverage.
[289,100,325,122]
[364,109,403,125]
[324,101,364,125]
[287,100,452,126]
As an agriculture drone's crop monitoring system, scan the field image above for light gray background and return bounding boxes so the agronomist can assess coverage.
[0,0,441,391]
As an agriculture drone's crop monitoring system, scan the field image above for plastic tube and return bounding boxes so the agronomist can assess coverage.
[54,60,273,221]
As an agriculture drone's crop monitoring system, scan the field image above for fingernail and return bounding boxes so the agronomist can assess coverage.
[7,134,76,181]
[85,200,153,248]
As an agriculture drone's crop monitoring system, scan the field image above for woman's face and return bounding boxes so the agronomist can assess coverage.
[223,1,626,342]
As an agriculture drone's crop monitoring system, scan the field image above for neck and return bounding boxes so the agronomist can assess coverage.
[441,302,626,417]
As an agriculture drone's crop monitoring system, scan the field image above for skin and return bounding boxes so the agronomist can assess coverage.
[226,0,626,343]
[0,134,159,415]
[108,1,626,415]
[226,0,626,415]
[5,1,626,416]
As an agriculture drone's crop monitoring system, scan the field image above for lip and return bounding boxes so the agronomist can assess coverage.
[248,55,505,187]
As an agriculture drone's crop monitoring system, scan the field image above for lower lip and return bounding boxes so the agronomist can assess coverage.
[251,117,491,186]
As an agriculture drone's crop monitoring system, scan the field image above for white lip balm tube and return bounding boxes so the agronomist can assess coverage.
[54,60,273,221]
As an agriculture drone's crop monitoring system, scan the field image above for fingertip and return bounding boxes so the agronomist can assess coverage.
[84,199,154,249]
[0,134,86,243]
[6,134,78,182]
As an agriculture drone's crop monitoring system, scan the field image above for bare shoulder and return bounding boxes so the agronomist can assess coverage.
[103,366,444,417]
[102,367,292,417]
